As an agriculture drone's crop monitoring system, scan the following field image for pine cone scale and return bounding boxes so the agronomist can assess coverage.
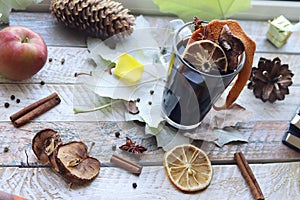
[51,0,135,40]
[248,57,294,103]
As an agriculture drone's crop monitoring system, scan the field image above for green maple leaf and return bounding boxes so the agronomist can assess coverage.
[152,0,251,21]
[0,0,43,24]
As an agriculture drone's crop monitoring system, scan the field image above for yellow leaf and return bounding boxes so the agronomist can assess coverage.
[114,53,144,82]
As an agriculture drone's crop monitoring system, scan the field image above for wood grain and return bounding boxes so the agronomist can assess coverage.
[1,12,300,200]
[0,162,298,200]
[0,121,299,165]
[0,46,299,122]
[2,12,300,54]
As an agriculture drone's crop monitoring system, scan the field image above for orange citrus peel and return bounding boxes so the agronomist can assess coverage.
[190,19,256,110]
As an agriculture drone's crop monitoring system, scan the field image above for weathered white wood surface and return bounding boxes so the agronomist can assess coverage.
[1,121,299,166]
[0,12,299,200]
[0,162,299,200]
[3,12,300,54]
[0,48,299,122]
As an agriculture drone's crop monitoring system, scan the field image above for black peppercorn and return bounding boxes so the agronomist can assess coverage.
[132,182,137,189]
[16,99,20,103]
[148,101,152,105]
[48,58,53,62]
[40,81,45,85]
[136,98,140,103]
[115,131,120,138]
[4,102,9,108]
[150,90,154,95]
[3,147,9,153]
[10,95,15,100]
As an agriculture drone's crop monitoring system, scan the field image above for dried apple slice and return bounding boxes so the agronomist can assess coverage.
[55,141,101,184]
[32,129,62,164]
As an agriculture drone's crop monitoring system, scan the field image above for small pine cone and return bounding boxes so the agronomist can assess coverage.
[50,0,135,40]
[248,57,294,103]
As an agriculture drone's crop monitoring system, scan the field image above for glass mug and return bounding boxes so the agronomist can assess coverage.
[161,21,245,130]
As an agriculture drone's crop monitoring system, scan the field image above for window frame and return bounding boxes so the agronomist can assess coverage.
[27,0,300,21]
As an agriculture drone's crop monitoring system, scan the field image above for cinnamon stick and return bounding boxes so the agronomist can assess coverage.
[0,190,27,200]
[10,93,61,127]
[234,152,264,200]
[110,154,143,175]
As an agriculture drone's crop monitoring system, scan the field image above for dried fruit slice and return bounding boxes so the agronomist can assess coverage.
[190,19,256,110]
[32,129,62,164]
[55,141,101,184]
[163,144,213,192]
[218,25,245,72]
[182,40,228,74]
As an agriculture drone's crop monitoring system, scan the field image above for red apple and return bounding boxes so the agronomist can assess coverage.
[0,26,47,80]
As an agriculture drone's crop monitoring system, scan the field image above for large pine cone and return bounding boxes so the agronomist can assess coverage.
[50,0,135,40]
[248,57,294,103]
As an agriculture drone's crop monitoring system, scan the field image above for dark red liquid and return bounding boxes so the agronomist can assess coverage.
[162,42,240,127]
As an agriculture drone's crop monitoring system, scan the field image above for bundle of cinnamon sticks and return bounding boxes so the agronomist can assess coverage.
[234,151,264,200]
[10,92,61,127]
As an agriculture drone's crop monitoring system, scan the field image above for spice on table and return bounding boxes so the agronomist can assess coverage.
[40,80,45,85]
[0,191,27,200]
[48,58,53,62]
[61,58,65,65]
[10,95,15,100]
[112,144,117,151]
[16,99,20,103]
[132,182,137,189]
[150,90,154,95]
[110,154,143,175]
[234,151,264,200]
[115,131,120,138]
[3,146,9,153]
[4,102,9,108]
[126,100,139,115]
[119,137,147,156]
[10,92,61,127]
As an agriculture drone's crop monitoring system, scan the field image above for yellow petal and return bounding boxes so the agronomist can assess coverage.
[114,53,144,82]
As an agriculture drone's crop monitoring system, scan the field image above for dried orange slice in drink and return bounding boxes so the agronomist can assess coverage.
[182,40,228,74]
[163,144,213,192]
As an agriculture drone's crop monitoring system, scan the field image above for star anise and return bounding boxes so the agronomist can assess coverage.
[248,57,294,103]
[119,137,147,156]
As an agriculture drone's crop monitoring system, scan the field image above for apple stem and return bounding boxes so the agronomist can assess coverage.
[21,36,30,43]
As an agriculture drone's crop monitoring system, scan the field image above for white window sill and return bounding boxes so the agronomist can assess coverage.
[27,0,300,21]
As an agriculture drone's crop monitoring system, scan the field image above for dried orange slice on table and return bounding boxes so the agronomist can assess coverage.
[163,144,213,192]
[182,39,228,74]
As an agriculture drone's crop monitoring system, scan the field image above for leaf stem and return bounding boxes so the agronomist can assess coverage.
[73,99,122,114]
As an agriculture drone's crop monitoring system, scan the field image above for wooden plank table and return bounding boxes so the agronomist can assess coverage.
[0,12,299,199]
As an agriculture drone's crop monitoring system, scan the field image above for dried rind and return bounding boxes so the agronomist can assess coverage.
[32,130,101,184]
[218,25,245,72]
[163,144,213,192]
[191,19,256,110]
[55,141,101,184]
[32,129,62,164]
[183,39,228,74]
